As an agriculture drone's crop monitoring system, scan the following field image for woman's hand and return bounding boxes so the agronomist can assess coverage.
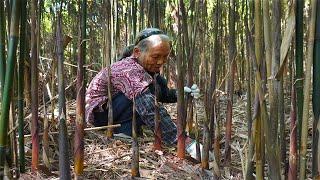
[184,84,200,99]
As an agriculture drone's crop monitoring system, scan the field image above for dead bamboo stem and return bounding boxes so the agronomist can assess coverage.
[131,98,140,177]
[17,124,121,138]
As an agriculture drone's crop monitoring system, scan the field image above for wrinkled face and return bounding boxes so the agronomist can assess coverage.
[134,36,171,73]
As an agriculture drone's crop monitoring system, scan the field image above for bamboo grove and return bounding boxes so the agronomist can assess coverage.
[0,0,319,179]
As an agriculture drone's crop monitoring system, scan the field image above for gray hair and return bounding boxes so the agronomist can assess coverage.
[136,34,171,52]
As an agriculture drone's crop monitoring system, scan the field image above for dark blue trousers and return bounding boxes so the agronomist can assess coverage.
[93,93,144,136]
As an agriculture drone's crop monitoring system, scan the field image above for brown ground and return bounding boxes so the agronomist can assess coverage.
[15,93,314,179]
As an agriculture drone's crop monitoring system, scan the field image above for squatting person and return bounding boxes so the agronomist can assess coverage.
[85,28,201,158]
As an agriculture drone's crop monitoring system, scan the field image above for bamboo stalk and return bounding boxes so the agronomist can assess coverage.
[299,0,316,179]
[176,6,186,158]
[56,6,71,179]
[253,1,265,178]
[288,77,297,180]
[74,0,87,177]
[30,0,39,172]
[225,0,236,166]
[208,0,219,159]
[262,4,276,175]
[312,0,320,178]
[244,1,254,178]
[186,100,193,135]
[185,5,199,135]
[18,0,27,173]
[202,116,210,169]
[265,0,282,178]
[106,64,114,138]
[9,95,18,176]
[0,0,5,96]
[0,0,20,177]
[194,102,201,162]
[131,98,140,177]
[105,1,114,138]
[214,102,220,167]
[295,0,304,150]
[50,41,56,164]
[255,106,263,179]
[154,74,162,150]
[42,88,50,169]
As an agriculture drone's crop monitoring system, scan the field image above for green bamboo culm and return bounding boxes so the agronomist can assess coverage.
[312,0,320,178]
[0,0,21,176]
[0,0,6,96]
[18,0,27,173]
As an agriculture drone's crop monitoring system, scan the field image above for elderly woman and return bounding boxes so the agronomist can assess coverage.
[85,28,178,145]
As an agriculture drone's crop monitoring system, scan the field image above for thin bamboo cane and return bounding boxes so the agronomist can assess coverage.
[131,98,140,177]
[225,0,236,167]
[288,75,297,180]
[244,1,254,178]
[42,86,50,169]
[105,66,114,138]
[106,1,114,138]
[194,102,201,162]
[18,0,27,173]
[176,6,186,158]
[202,97,210,169]
[154,74,162,150]
[74,0,87,177]
[30,0,39,172]
[56,6,71,179]
[295,0,304,150]
[0,0,5,95]
[9,94,18,176]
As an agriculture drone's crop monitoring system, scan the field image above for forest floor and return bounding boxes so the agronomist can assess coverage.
[16,92,314,179]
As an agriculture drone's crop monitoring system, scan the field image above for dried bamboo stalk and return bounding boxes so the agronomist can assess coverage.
[19,124,121,138]
[131,98,140,177]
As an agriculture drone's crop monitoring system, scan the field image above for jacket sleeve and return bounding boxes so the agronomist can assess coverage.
[148,75,177,103]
